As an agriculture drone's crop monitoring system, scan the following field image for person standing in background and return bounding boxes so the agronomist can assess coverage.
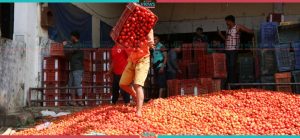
[105,44,131,105]
[193,27,208,44]
[167,45,182,80]
[119,29,155,117]
[63,31,84,106]
[152,35,167,98]
[218,15,254,86]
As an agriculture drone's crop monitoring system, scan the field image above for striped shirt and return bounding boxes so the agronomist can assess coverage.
[226,25,240,50]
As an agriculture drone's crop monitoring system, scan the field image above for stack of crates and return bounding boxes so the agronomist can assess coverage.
[259,49,277,90]
[43,56,69,106]
[292,41,300,94]
[274,72,292,92]
[93,49,112,105]
[206,53,227,79]
[238,55,255,83]
[275,43,292,72]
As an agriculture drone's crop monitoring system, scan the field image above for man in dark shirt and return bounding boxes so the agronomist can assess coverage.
[193,27,208,43]
[63,31,84,106]
[167,45,182,80]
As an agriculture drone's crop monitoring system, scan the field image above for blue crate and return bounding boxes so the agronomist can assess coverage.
[275,43,292,72]
[292,41,300,70]
[292,71,300,94]
[260,75,275,90]
[259,49,277,75]
[239,56,255,83]
[260,22,279,48]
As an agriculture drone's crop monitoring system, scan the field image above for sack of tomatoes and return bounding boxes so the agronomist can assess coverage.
[111,3,158,48]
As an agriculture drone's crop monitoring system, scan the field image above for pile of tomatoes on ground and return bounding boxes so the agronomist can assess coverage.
[15,89,300,136]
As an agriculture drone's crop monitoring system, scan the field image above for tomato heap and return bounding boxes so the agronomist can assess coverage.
[15,89,300,136]
[116,6,157,48]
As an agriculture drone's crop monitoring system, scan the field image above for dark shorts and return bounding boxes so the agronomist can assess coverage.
[154,68,167,88]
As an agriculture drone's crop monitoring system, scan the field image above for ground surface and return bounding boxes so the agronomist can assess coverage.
[13,89,300,135]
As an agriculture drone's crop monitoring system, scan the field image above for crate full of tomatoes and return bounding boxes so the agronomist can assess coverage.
[110,3,158,48]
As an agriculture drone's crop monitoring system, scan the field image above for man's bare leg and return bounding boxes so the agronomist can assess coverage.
[120,84,137,100]
[133,84,144,117]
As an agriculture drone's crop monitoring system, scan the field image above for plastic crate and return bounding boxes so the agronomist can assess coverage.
[292,41,300,70]
[84,60,93,72]
[198,78,213,94]
[274,72,292,92]
[259,22,279,48]
[43,57,69,70]
[182,43,193,61]
[275,43,292,72]
[193,42,207,61]
[238,55,255,83]
[84,93,99,106]
[198,55,207,78]
[259,49,277,75]
[260,75,275,90]
[292,71,300,94]
[212,79,221,92]
[82,72,93,83]
[290,52,295,70]
[187,63,199,79]
[43,94,64,107]
[50,43,65,57]
[84,51,92,61]
[93,49,111,62]
[177,60,188,79]
[43,82,67,95]
[206,53,227,78]
[110,3,158,42]
[179,79,198,96]
[93,63,105,72]
[93,72,109,84]
[43,70,68,82]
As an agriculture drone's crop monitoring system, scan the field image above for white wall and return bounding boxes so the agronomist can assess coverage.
[14,3,42,107]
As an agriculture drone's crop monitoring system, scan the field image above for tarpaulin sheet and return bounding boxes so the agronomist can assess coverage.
[48,3,92,48]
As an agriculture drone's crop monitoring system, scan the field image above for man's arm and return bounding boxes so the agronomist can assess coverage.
[147,29,155,49]
[238,24,254,34]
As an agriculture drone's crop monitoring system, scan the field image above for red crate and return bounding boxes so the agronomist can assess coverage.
[93,72,106,84]
[50,43,64,57]
[43,94,64,107]
[43,70,68,82]
[93,63,104,72]
[275,72,292,92]
[167,79,180,97]
[93,50,110,62]
[82,82,93,95]
[187,63,199,79]
[177,60,188,79]
[206,53,227,78]
[84,93,98,106]
[212,79,222,92]
[198,78,213,94]
[82,72,93,83]
[43,82,67,95]
[84,60,93,72]
[43,57,69,70]
[179,79,198,96]
[84,51,93,61]
[182,43,193,61]
[193,43,207,61]
[99,93,112,105]
[198,55,207,77]
[110,3,158,42]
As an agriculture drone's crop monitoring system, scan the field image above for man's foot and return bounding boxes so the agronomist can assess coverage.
[136,110,142,117]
